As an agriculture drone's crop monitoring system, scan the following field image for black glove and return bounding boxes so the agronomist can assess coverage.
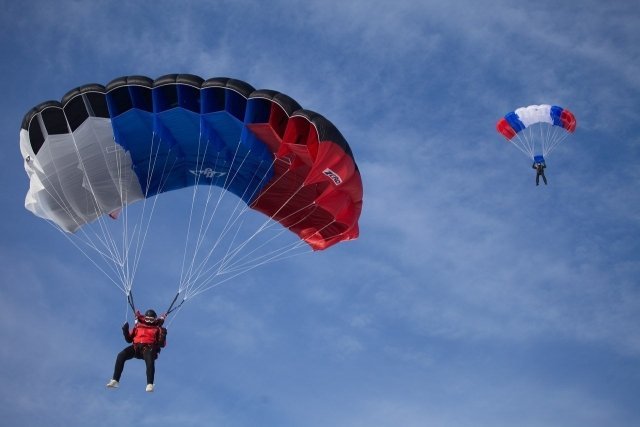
[122,321,133,342]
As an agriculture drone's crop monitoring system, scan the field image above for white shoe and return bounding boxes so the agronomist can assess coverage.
[145,384,154,392]
[106,379,119,388]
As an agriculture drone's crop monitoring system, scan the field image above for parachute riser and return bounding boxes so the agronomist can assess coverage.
[165,291,186,316]
[126,289,184,320]
[127,291,136,315]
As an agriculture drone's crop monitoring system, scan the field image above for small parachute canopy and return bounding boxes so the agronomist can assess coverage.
[496,104,576,160]
[496,104,576,140]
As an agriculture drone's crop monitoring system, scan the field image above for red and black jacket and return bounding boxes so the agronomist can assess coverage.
[123,311,167,348]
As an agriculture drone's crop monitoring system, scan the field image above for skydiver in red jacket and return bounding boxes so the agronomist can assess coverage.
[106,309,167,392]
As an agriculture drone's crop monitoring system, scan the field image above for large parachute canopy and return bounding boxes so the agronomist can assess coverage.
[496,104,576,161]
[19,74,362,305]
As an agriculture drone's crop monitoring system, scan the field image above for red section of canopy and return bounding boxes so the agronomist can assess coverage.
[496,117,516,140]
[561,109,577,132]
[248,115,362,251]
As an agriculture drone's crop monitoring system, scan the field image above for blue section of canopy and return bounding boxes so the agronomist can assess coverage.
[504,111,525,133]
[549,105,564,127]
[106,84,274,202]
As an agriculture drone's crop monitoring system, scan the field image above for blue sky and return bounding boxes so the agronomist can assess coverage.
[1,1,639,426]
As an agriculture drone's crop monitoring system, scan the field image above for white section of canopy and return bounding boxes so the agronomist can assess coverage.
[514,104,553,128]
[20,117,143,232]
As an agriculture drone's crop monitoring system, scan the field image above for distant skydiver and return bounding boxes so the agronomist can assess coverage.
[496,105,577,186]
[532,161,547,186]
[106,309,167,392]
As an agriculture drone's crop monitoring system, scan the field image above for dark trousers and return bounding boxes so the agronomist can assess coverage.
[536,173,547,185]
[112,345,158,384]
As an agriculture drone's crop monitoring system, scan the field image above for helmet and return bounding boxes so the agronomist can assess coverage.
[143,309,157,324]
